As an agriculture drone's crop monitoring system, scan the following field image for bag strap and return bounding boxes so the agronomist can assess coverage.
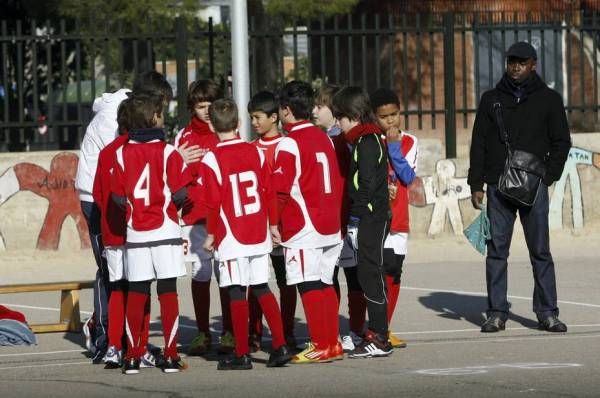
[492,97,511,152]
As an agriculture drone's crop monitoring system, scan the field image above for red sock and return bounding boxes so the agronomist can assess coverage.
[348,290,366,335]
[230,299,249,357]
[257,292,285,349]
[108,290,125,350]
[125,291,148,359]
[279,286,297,338]
[191,280,211,334]
[138,297,151,352]
[300,289,326,349]
[219,287,232,333]
[386,275,400,324]
[248,287,263,337]
[158,292,179,359]
[322,286,339,346]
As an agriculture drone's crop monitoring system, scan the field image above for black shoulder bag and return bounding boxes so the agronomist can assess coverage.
[493,100,546,206]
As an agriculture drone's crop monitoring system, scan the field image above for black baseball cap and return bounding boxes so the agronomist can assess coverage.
[506,41,537,60]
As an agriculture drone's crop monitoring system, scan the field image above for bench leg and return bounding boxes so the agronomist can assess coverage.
[60,289,82,332]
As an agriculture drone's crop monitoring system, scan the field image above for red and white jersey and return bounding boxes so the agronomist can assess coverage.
[112,138,192,245]
[174,116,219,225]
[200,138,276,261]
[388,131,418,233]
[252,133,283,171]
[273,121,343,249]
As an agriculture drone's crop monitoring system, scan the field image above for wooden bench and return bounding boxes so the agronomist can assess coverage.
[0,280,95,333]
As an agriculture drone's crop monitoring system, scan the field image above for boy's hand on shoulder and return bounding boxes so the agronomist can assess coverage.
[178,142,202,164]
[270,225,282,247]
[386,127,401,143]
[203,234,215,252]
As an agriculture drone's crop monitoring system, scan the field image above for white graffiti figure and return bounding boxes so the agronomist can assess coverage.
[0,167,20,251]
[549,147,597,230]
[423,159,471,236]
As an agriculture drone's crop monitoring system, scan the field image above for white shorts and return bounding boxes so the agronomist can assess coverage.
[126,244,186,282]
[337,239,357,268]
[106,246,127,282]
[217,254,270,287]
[182,224,215,282]
[285,242,343,285]
[384,232,408,255]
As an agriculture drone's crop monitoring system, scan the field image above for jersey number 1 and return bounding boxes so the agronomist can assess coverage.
[134,164,150,206]
[229,171,260,217]
[316,152,332,194]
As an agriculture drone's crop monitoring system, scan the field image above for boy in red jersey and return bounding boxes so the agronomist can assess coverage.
[273,81,345,364]
[313,84,367,351]
[370,88,418,349]
[200,98,292,370]
[111,91,193,374]
[247,91,298,352]
[174,80,234,355]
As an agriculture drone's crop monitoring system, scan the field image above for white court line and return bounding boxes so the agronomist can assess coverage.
[409,332,600,346]
[394,324,600,335]
[401,286,600,309]
[0,361,90,371]
[0,349,85,358]
[0,303,93,315]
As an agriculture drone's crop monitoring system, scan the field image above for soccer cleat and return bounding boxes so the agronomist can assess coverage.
[217,354,253,370]
[103,345,122,369]
[328,341,344,361]
[291,342,332,364]
[349,330,393,359]
[82,316,96,354]
[218,331,235,354]
[188,332,211,356]
[266,345,293,367]
[122,357,140,375]
[249,334,262,353]
[140,350,157,368]
[388,332,408,348]
[161,356,187,373]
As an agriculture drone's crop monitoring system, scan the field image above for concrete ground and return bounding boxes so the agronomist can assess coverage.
[0,229,599,397]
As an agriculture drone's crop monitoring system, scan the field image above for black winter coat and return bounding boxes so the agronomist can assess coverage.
[467,73,572,192]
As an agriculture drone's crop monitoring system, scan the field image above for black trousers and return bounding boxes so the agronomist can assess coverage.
[356,216,390,336]
[486,184,559,322]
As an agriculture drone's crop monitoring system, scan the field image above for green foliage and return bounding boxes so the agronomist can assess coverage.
[265,0,359,22]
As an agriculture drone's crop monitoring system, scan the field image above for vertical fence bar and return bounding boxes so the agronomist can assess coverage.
[250,16,256,94]
[307,24,313,82]
[430,23,436,130]
[60,19,67,145]
[46,19,55,145]
[90,14,96,103]
[579,10,585,114]
[416,13,423,129]
[594,11,598,123]
[461,13,468,128]
[320,16,326,80]
[103,22,110,93]
[1,21,9,147]
[16,21,25,146]
[401,13,408,129]
[175,17,188,129]
[388,14,394,88]
[361,14,367,88]
[334,16,340,83]
[292,21,298,81]
[474,13,480,101]
[75,19,82,144]
[118,21,125,88]
[566,14,572,115]
[347,14,353,84]
[443,12,456,158]
[375,14,381,88]
[31,20,41,147]
[209,17,214,80]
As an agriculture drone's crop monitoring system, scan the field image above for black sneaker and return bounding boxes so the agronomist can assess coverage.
[161,356,186,373]
[91,349,107,365]
[266,345,293,367]
[539,315,567,333]
[217,354,253,370]
[348,330,393,358]
[122,358,140,375]
[481,315,506,333]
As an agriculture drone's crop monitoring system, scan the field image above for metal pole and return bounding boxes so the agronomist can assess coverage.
[443,12,456,159]
[231,0,251,141]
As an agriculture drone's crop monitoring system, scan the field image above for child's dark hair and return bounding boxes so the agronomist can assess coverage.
[370,88,400,111]
[209,98,238,133]
[187,79,222,112]
[248,91,278,118]
[132,71,173,103]
[332,86,377,124]
[314,83,341,109]
[278,80,313,120]
[119,91,164,131]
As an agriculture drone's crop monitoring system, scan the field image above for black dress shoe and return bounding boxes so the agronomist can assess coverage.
[539,315,567,332]
[267,345,293,367]
[481,316,506,333]
[217,354,253,370]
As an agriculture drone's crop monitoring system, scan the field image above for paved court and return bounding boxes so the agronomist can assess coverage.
[1,230,599,397]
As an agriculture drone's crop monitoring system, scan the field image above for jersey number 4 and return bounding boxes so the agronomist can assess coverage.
[229,171,260,217]
[134,164,150,206]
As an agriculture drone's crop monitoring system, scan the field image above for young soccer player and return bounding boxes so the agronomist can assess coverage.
[199,98,292,370]
[370,88,418,349]
[247,91,298,351]
[273,81,345,363]
[313,84,366,351]
[332,86,393,358]
[111,91,192,374]
[174,79,234,355]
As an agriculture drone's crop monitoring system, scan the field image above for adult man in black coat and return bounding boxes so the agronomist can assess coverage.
[468,41,571,333]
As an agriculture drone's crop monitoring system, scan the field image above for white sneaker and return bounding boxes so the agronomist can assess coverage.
[140,350,157,368]
[341,335,355,351]
[103,345,122,368]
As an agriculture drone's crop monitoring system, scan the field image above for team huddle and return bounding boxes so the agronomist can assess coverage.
[78,71,418,374]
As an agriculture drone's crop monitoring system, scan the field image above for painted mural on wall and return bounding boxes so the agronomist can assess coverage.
[0,152,90,250]
[549,147,600,230]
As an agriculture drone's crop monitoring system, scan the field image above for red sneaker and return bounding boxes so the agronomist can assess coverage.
[328,341,344,361]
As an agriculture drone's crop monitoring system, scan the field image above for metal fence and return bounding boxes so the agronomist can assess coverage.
[2,11,600,155]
